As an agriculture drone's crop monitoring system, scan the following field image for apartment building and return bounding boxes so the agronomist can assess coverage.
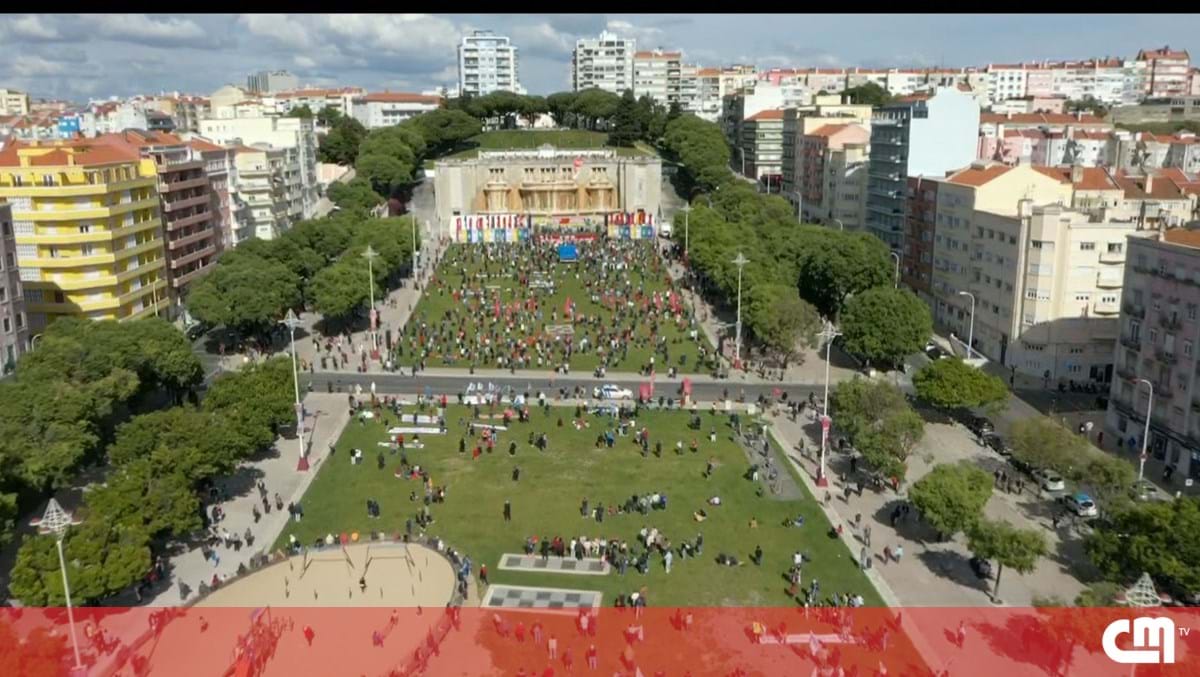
[184,137,242,251]
[230,145,290,242]
[740,110,785,182]
[780,96,873,213]
[0,142,169,327]
[793,124,870,228]
[1106,228,1200,484]
[0,203,29,372]
[903,176,939,301]
[350,92,442,129]
[0,89,32,116]
[572,31,636,94]
[93,131,219,304]
[458,31,522,96]
[923,162,1147,379]
[1112,96,1200,126]
[722,81,814,154]
[990,95,1067,115]
[633,50,682,106]
[273,88,364,119]
[246,70,299,95]
[197,114,318,220]
[1137,46,1192,98]
[865,87,980,251]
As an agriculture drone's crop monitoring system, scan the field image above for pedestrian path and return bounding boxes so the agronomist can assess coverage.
[498,554,611,576]
[481,584,602,611]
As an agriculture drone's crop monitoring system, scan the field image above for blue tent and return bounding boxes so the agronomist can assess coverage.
[558,243,579,262]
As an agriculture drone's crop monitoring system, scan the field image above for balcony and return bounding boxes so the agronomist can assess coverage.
[1159,314,1183,331]
[162,176,209,192]
[167,228,214,252]
[1099,250,1125,264]
[1156,347,1179,365]
[1119,333,1141,350]
[1123,301,1146,318]
[1096,274,1123,289]
[1116,365,1138,381]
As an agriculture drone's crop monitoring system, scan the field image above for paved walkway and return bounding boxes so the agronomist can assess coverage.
[144,392,352,605]
[498,554,611,576]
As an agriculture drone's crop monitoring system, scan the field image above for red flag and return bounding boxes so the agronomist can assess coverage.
[494,299,500,319]
[564,297,572,317]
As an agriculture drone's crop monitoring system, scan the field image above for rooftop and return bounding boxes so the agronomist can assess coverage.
[745,109,785,122]
[356,92,443,105]
[945,162,1012,186]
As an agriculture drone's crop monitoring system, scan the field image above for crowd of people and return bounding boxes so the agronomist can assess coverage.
[395,239,712,374]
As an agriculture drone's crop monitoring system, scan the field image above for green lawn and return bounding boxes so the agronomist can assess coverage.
[441,130,655,160]
[278,404,882,607]
[398,243,716,374]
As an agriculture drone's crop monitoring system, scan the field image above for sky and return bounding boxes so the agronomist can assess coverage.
[1,13,1198,103]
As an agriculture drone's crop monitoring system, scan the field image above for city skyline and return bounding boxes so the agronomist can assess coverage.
[2,13,1199,101]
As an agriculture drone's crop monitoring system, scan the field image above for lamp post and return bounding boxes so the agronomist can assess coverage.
[889,251,901,289]
[794,191,803,223]
[818,321,842,487]
[410,211,418,279]
[1136,378,1153,483]
[679,203,691,261]
[830,218,844,231]
[957,290,976,359]
[283,308,309,471]
[362,244,379,353]
[31,333,43,350]
[732,252,748,370]
[33,499,84,673]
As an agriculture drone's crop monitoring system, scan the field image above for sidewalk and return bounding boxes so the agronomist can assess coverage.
[144,392,352,605]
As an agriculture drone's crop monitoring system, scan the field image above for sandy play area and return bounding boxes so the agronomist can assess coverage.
[197,542,456,608]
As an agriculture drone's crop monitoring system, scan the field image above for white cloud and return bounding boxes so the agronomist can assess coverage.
[510,22,576,58]
[9,55,68,77]
[7,15,61,41]
[605,19,664,49]
[238,14,313,49]
[95,14,205,44]
[293,55,317,69]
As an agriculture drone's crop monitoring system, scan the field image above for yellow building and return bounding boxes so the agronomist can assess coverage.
[0,142,168,326]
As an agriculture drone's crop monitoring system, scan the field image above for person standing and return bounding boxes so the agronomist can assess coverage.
[586,644,598,670]
[303,625,315,647]
[503,500,512,522]
[893,544,904,563]
[664,549,673,574]
[548,634,558,660]
[480,564,489,585]
[956,620,967,648]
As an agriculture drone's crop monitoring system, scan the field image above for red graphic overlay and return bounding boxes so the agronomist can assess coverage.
[2,607,1198,676]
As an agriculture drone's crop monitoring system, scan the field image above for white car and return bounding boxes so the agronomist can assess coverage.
[1064,493,1099,518]
[1033,469,1066,493]
[593,384,634,400]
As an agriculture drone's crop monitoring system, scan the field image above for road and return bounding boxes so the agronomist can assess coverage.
[313,167,356,218]
[302,370,819,403]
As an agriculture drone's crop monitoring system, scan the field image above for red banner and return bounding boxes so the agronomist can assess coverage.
[3,607,1199,675]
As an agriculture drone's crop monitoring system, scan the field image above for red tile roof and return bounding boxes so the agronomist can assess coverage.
[0,142,141,167]
[187,138,227,153]
[634,51,681,60]
[980,112,1108,126]
[1163,229,1200,248]
[946,163,1012,186]
[1114,169,1188,200]
[1030,166,1119,190]
[357,92,442,104]
[806,123,853,138]
[1139,46,1190,61]
[745,109,785,122]
[275,87,364,99]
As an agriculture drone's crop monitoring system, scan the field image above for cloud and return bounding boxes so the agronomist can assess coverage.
[605,20,664,49]
[293,55,317,69]
[238,13,313,49]
[7,55,69,77]
[544,14,607,35]
[510,22,577,59]
[5,15,63,41]
[95,14,208,47]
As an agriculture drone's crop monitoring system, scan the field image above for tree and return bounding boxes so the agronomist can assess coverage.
[908,462,993,540]
[832,377,924,481]
[185,255,301,338]
[203,357,296,441]
[840,287,932,367]
[327,177,383,217]
[519,95,548,128]
[746,285,820,369]
[570,88,622,130]
[310,259,370,322]
[913,358,1009,412]
[316,104,343,126]
[796,231,892,317]
[356,152,413,197]
[408,108,480,155]
[546,91,578,127]
[287,104,314,119]
[1085,497,1200,598]
[1065,96,1107,117]
[318,116,367,165]
[1008,416,1090,478]
[607,90,642,147]
[8,519,151,606]
[107,408,256,482]
[840,82,893,107]
[968,518,1047,600]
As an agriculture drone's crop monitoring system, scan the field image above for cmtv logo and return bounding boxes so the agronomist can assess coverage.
[1102,616,1188,664]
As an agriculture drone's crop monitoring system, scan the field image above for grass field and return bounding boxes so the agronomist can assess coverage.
[398,243,715,374]
[278,404,882,607]
[441,130,655,160]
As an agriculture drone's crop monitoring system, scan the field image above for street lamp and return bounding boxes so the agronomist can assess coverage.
[362,244,379,352]
[410,211,418,279]
[32,499,84,673]
[889,251,901,289]
[679,202,691,260]
[957,290,976,359]
[283,308,309,471]
[818,321,842,487]
[1135,378,1153,483]
[830,218,844,232]
[732,252,749,370]
[30,333,43,350]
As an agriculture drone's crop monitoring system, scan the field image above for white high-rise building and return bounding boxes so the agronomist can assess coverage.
[572,31,636,94]
[458,30,523,97]
[246,70,299,95]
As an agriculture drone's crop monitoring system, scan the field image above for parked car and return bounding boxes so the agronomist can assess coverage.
[980,432,1011,456]
[969,555,993,580]
[1033,469,1066,493]
[185,321,209,341]
[593,384,634,400]
[961,414,994,437]
[1132,479,1170,503]
[925,345,949,361]
[1063,492,1099,518]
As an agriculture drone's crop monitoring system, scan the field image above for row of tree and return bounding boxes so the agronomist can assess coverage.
[9,357,295,605]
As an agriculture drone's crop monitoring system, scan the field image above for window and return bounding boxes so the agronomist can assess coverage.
[1186,340,1194,357]
[1,318,8,333]
[0,287,4,302]
[79,224,91,234]
[1190,304,1198,321]
[81,244,93,256]
[1107,242,1123,254]
[1075,293,1092,301]
[1080,242,1095,251]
